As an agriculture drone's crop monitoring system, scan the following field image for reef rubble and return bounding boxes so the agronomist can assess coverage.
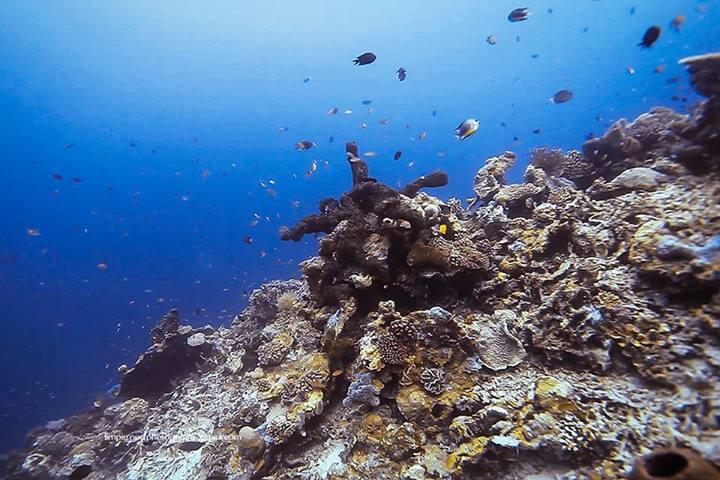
[3,55,720,480]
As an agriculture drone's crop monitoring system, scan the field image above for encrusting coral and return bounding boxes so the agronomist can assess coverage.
[4,53,720,480]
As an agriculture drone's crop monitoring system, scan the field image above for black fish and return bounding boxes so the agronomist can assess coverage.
[72,177,82,183]
[552,89,574,103]
[394,150,402,160]
[353,52,377,65]
[639,26,661,48]
[52,173,63,180]
[303,77,311,83]
[244,236,253,244]
[328,136,334,144]
[432,110,437,116]
[533,128,542,134]
[361,100,373,105]
[397,67,407,81]
[508,7,530,22]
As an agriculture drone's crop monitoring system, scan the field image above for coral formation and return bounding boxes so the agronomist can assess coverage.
[4,53,720,480]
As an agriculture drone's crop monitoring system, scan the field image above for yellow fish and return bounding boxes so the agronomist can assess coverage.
[455,118,479,141]
[439,224,448,235]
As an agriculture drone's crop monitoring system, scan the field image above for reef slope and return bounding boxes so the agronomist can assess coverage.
[3,56,720,480]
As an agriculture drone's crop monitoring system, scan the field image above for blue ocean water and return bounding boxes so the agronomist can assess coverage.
[0,0,717,455]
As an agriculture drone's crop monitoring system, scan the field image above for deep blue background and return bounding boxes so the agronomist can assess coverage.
[0,0,718,454]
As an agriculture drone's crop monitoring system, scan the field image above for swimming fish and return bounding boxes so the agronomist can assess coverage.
[439,224,448,235]
[344,109,353,115]
[670,15,685,32]
[354,52,377,66]
[361,100,372,105]
[363,151,378,158]
[417,132,428,141]
[397,67,407,81]
[303,77,311,83]
[654,64,666,74]
[454,118,480,141]
[278,126,288,132]
[52,174,63,180]
[551,89,574,103]
[328,136,334,143]
[508,7,530,22]
[639,26,661,48]
[72,177,82,183]
[378,119,390,125]
[626,65,636,75]
[394,150,402,160]
[295,141,315,151]
[244,236,253,244]
[97,262,108,270]
[327,107,338,115]
[533,128,542,134]
[26,227,41,237]
[487,35,497,45]
[432,110,437,116]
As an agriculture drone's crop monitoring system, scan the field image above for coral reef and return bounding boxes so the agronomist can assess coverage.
[4,54,720,480]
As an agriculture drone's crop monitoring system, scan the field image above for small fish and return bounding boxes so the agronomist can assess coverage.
[533,128,542,134]
[72,177,82,183]
[361,100,373,105]
[291,200,300,208]
[244,236,253,244]
[310,160,318,172]
[327,107,338,115]
[508,7,530,22]
[432,110,437,116]
[353,52,377,65]
[639,26,661,48]
[295,141,315,151]
[344,109,353,115]
[436,151,447,158]
[52,173,63,180]
[303,77,311,83]
[97,262,108,270]
[666,76,681,84]
[629,7,636,15]
[367,106,374,114]
[670,15,685,32]
[26,227,41,237]
[249,219,259,226]
[129,142,136,148]
[439,224,448,235]
[551,89,574,104]
[654,64,666,74]
[378,119,390,125]
[65,143,73,149]
[397,67,407,81]
[328,136,334,143]
[278,126,288,132]
[393,150,402,160]
[487,35,497,45]
[454,118,480,141]
[626,65,636,75]
[360,122,368,129]
[417,132,428,141]
[363,151,378,158]
[530,53,540,59]
[266,188,277,197]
